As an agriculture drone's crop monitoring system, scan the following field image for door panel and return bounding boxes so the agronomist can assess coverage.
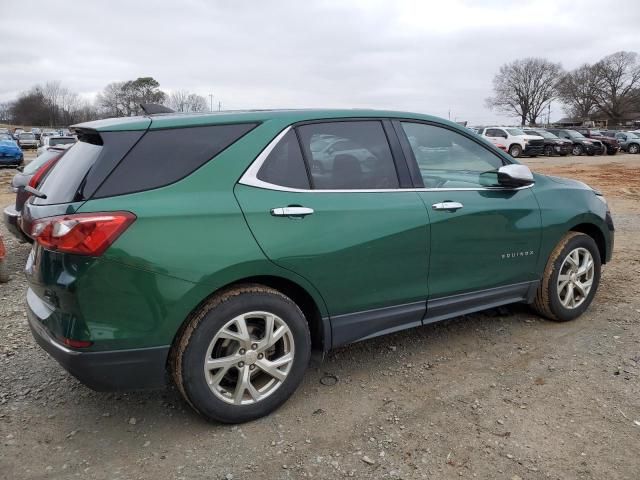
[234,184,429,317]
[418,188,541,299]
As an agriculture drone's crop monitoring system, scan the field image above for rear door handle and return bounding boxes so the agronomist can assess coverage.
[431,201,463,212]
[270,206,315,217]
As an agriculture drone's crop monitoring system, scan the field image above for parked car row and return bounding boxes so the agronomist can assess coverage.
[471,125,640,157]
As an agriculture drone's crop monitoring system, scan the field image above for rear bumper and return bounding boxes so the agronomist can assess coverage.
[0,154,23,164]
[26,288,169,391]
[3,204,29,243]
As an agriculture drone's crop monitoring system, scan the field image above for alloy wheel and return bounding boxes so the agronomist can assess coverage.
[629,144,639,154]
[204,311,295,405]
[557,247,595,309]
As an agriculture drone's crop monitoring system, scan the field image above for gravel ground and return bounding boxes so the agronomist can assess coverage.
[0,153,639,480]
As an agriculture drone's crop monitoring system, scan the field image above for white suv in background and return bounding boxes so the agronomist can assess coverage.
[477,127,545,158]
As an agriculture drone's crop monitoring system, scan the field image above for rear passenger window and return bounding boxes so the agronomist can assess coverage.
[297,121,399,190]
[94,123,257,198]
[257,130,310,189]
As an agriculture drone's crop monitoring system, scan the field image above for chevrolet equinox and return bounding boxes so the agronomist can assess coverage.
[20,109,614,423]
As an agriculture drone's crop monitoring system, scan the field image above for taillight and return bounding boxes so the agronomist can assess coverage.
[28,156,60,189]
[62,338,93,349]
[31,212,136,256]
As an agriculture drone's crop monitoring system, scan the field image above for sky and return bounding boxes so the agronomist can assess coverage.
[1,0,639,124]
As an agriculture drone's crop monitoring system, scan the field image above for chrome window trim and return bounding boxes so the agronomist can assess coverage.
[238,126,534,193]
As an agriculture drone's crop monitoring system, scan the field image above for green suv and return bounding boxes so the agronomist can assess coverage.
[22,109,614,423]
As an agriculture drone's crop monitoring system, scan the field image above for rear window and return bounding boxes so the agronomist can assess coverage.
[35,123,256,205]
[34,130,145,205]
[23,149,63,175]
[94,123,257,198]
[49,137,76,146]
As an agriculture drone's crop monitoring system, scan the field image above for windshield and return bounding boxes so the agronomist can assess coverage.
[20,133,35,139]
[567,130,585,139]
[590,130,603,135]
[506,128,525,136]
[0,134,12,141]
[540,130,557,139]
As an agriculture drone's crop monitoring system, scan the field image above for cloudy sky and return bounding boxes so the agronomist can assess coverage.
[2,0,639,123]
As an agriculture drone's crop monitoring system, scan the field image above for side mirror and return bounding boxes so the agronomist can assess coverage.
[497,164,534,188]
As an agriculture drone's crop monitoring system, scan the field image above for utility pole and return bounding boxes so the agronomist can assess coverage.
[218,101,222,111]
[547,104,551,127]
[209,93,214,112]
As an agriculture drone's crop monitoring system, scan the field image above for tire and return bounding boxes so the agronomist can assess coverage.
[544,145,554,156]
[572,144,583,156]
[607,148,617,156]
[172,284,311,423]
[508,144,522,157]
[559,152,569,157]
[628,143,640,154]
[533,232,601,322]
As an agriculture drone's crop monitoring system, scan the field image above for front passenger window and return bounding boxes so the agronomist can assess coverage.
[401,122,505,189]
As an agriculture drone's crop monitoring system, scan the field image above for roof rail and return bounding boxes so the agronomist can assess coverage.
[139,103,175,115]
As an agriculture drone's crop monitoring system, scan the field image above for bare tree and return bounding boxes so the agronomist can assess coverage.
[167,90,208,112]
[557,64,600,120]
[592,51,640,123]
[42,81,63,126]
[96,81,127,117]
[0,102,11,122]
[486,58,563,126]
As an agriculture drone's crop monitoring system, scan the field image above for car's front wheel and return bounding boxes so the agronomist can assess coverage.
[533,232,601,322]
[172,285,311,423]
[508,144,522,157]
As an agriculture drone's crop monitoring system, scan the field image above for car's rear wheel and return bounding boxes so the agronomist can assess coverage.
[533,232,601,322]
[572,144,583,156]
[607,147,617,155]
[544,145,554,156]
[172,285,311,423]
[628,143,639,154]
[508,144,522,157]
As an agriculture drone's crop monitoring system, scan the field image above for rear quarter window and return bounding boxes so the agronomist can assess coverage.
[94,123,257,198]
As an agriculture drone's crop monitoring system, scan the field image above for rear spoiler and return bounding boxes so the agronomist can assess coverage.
[140,103,175,115]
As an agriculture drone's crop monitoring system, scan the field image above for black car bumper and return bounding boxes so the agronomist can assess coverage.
[27,288,169,391]
[523,144,544,156]
[554,143,572,155]
[3,204,30,243]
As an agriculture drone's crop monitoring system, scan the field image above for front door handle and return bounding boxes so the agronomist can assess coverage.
[270,206,315,217]
[432,201,463,212]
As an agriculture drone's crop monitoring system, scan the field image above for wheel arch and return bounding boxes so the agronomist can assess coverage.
[170,274,331,358]
[569,222,607,264]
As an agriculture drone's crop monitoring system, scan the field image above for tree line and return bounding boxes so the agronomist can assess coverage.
[486,51,640,126]
[0,77,209,127]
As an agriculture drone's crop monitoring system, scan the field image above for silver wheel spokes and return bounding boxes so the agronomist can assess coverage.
[204,312,295,405]
[557,247,594,309]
